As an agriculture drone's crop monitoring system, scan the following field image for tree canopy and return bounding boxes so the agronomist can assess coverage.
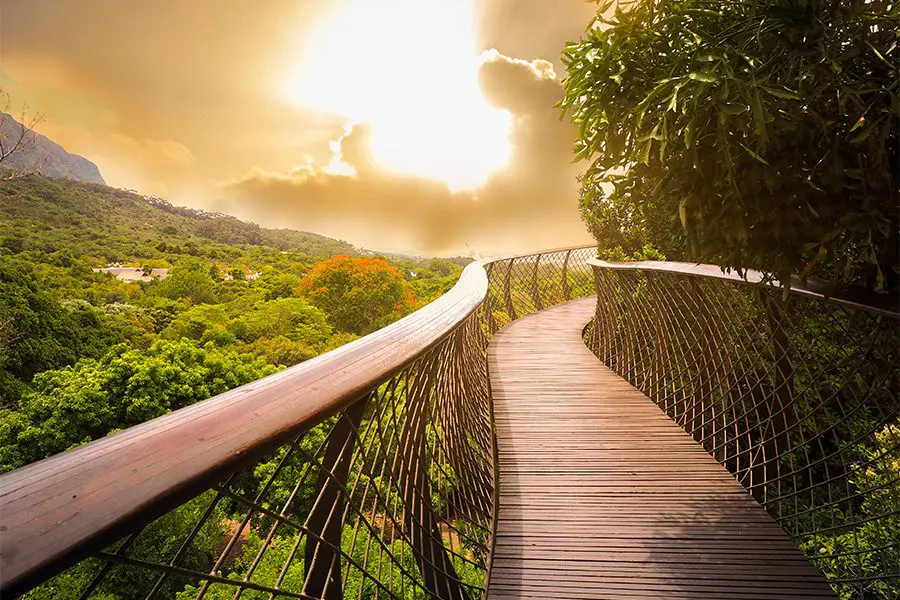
[0,175,462,475]
[561,0,898,291]
[297,255,418,335]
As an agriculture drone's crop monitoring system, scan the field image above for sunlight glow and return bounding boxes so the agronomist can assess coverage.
[284,0,512,191]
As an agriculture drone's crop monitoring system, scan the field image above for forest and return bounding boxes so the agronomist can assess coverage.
[0,174,467,475]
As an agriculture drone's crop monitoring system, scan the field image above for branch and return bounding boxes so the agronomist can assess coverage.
[0,89,46,179]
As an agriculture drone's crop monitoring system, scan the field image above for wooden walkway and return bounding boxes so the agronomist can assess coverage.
[486,299,834,599]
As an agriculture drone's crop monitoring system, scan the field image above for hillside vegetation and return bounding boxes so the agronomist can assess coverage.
[0,175,466,473]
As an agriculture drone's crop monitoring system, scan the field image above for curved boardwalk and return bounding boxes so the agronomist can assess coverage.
[486,299,834,599]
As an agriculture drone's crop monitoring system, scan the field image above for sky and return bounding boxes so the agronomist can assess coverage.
[0,0,599,257]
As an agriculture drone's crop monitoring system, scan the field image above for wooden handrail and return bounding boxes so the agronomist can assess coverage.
[588,259,899,317]
[0,263,488,596]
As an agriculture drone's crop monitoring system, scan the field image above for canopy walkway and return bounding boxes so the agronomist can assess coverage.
[1,247,897,599]
[487,299,832,599]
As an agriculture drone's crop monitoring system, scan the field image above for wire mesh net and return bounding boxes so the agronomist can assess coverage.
[584,267,899,599]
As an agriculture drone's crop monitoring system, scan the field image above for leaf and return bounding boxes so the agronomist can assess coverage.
[679,201,688,231]
[801,245,827,276]
[667,90,678,112]
[850,115,866,132]
[659,118,668,159]
[718,81,730,101]
[762,86,801,100]
[740,143,770,165]
[851,126,874,144]
[637,123,663,142]
[684,122,694,149]
[750,87,769,143]
[688,71,718,83]
[720,102,749,115]
[638,140,652,165]
[866,42,894,69]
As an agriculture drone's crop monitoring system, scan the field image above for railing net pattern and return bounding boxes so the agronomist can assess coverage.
[584,266,899,599]
[484,246,596,332]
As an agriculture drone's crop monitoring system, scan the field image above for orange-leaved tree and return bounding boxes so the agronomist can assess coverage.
[296,256,417,336]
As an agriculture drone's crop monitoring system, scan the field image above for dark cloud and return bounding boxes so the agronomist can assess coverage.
[222,51,592,256]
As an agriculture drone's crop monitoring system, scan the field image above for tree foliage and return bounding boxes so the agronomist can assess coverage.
[152,258,219,305]
[0,340,277,471]
[298,256,418,335]
[0,176,461,473]
[561,0,898,290]
[0,263,128,403]
[230,297,331,345]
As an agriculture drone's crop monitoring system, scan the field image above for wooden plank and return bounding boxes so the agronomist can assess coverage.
[485,298,835,599]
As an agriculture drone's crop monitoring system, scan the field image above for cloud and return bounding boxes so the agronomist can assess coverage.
[0,0,343,186]
[474,0,599,74]
[221,51,592,256]
[35,121,201,196]
[4,0,600,254]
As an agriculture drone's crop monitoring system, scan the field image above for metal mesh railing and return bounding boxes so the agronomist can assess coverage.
[584,262,899,599]
[484,246,597,332]
[136,314,489,600]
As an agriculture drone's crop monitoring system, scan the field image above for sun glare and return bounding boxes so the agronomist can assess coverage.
[285,0,512,192]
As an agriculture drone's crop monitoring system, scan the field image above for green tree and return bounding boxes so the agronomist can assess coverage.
[244,335,318,366]
[0,263,125,403]
[561,0,898,290]
[0,340,277,471]
[229,297,331,345]
[257,271,303,300]
[162,304,230,341]
[151,259,218,304]
[0,262,82,382]
[297,256,418,335]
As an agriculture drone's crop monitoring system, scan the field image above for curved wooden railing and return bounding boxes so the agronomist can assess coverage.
[0,247,599,599]
[585,259,899,598]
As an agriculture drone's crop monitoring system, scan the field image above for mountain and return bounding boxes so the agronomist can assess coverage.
[0,112,105,184]
[0,174,357,261]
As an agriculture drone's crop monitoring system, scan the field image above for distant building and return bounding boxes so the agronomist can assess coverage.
[224,270,260,281]
[93,267,169,282]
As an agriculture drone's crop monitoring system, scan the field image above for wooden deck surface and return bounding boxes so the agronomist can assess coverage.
[486,298,834,599]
